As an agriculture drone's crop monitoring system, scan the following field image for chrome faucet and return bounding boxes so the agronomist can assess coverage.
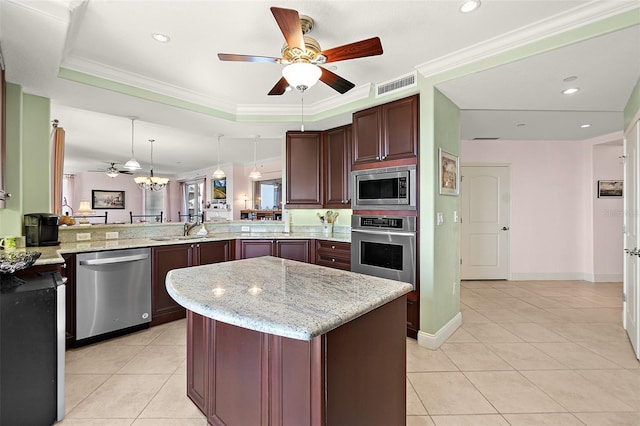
[183,220,200,236]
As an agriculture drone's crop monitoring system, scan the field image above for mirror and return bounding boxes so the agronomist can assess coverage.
[253,178,282,210]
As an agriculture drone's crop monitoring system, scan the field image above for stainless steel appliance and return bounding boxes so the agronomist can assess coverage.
[352,165,416,210]
[76,248,151,341]
[351,214,416,289]
[1,271,66,424]
[24,213,60,246]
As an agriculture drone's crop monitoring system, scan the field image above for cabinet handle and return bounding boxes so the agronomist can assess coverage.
[376,156,380,160]
[331,258,336,262]
[196,244,200,248]
[382,155,387,160]
[331,245,336,249]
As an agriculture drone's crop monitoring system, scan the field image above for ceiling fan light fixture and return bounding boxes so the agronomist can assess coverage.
[282,62,321,92]
[460,0,481,13]
[106,169,119,178]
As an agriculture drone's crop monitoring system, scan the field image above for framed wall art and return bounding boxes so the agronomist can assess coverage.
[597,180,623,198]
[439,148,459,196]
[92,190,125,209]
[212,178,227,200]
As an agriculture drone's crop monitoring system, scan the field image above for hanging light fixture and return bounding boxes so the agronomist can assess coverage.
[281,62,322,92]
[248,135,262,180]
[213,134,225,179]
[106,163,119,178]
[134,139,169,191]
[124,117,141,171]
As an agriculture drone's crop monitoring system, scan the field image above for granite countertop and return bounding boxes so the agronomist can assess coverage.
[30,232,351,266]
[165,256,412,341]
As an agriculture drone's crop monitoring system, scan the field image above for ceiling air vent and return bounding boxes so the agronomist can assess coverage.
[375,71,417,98]
[472,137,500,140]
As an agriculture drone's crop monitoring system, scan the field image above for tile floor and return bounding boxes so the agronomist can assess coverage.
[60,280,639,425]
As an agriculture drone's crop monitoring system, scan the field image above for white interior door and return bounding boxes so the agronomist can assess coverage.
[624,119,640,359]
[460,165,511,280]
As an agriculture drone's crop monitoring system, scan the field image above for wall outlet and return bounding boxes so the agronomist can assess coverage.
[241,226,250,232]
[105,231,119,239]
[76,233,91,241]
[453,211,459,223]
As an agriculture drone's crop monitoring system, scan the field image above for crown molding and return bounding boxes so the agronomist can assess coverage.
[416,1,639,78]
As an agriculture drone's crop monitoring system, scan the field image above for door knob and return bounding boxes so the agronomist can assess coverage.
[501,226,510,231]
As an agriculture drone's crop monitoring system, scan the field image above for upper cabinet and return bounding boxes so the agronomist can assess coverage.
[285,131,323,208]
[323,125,352,208]
[352,95,418,167]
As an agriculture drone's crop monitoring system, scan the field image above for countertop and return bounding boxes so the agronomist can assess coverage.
[28,232,351,266]
[165,256,412,341]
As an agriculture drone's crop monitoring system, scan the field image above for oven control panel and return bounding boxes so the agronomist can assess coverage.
[352,215,416,232]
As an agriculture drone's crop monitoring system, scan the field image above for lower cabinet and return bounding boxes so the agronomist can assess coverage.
[315,240,350,271]
[235,239,312,263]
[151,240,231,326]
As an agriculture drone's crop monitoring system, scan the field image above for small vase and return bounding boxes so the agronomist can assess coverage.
[322,222,333,235]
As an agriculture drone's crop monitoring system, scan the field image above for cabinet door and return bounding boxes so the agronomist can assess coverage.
[286,131,323,208]
[196,240,231,266]
[352,107,381,165]
[382,95,418,161]
[324,125,352,208]
[187,311,209,414]
[62,254,76,347]
[275,239,311,263]
[151,244,191,326]
[236,239,274,259]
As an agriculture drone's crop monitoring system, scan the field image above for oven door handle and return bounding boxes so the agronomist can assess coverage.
[351,229,416,237]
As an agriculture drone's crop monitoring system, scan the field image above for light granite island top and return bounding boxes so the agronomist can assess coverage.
[165,255,412,340]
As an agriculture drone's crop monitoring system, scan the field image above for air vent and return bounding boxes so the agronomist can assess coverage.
[375,72,417,98]
[472,137,500,140]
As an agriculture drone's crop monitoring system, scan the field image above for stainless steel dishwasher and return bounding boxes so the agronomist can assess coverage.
[76,247,151,341]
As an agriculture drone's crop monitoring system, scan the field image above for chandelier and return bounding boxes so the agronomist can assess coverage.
[134,139,169,191]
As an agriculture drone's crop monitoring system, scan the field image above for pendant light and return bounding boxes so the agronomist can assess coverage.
[213,134,225,179]
[248,135,262,180]
[124,118,141,171]
[134,139,169,191]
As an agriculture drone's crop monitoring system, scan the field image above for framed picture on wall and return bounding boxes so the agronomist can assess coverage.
[212,178,227,200]
[597,180,623,198]
[439,148,459,196]
[92,190,125,209]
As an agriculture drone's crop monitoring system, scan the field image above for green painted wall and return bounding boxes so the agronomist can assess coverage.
[417,84,461,335]
[0,85,52,236]
[624,79,640,132]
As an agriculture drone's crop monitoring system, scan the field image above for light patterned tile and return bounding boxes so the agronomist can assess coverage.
[58,419,134,425]
[462,323,522,343]
[408,372,496,415]
[65,374,110,414]
[464,371,565,413]
[407,379,428,416]
[445,327,479,343]
[574,369,640,409]
[139,375,205,419]
[499,322,567,343]
[406,415,436,426]
[573,412,640,426]
[431,414,509,425]
[66,344,144,375]
[488,343,567,370]
[532,342,620,369]
[117,345,186,375]
[441,343,512,371]
[407,341,458,372]
[502,413,585,425]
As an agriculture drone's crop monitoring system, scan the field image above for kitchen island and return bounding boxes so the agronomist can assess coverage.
[166,256,412,426]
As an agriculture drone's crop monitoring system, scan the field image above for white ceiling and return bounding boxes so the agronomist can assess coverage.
[0,0,639,175]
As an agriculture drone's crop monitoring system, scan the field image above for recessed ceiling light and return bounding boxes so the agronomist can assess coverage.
[562,87,580,95]
[563,75,578,82]
[152,33,171,43]
[460,0,481,13]
[580,124,592,128]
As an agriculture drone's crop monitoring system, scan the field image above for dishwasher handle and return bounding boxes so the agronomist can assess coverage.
[79,253,149,266]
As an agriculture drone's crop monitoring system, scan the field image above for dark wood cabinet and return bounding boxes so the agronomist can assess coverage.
[316,240,351,271]
[285,131,323,208]
[323,125,352,208]
[151,240,231,326]
[62,254,76,347]
[187,296,407,425]
[236,239,312,263]
[353,95,418,167]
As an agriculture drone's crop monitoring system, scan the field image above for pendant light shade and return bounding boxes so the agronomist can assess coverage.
[249,136,262,180]
[124,118,141,170]
[213,134,225,179]
[134,139,169,191]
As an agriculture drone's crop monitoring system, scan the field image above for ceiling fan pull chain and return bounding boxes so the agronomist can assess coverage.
[301,93,304,132]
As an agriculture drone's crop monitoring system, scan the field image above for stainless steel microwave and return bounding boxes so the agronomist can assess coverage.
[351,165,416,210]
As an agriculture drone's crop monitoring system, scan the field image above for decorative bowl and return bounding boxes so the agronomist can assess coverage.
[0,251,42,274]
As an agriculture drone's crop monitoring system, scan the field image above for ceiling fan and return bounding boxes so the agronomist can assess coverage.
[89,162,134,178]
[217,6,383,95]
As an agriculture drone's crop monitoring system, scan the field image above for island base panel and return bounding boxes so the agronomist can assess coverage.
[187,296,406,426]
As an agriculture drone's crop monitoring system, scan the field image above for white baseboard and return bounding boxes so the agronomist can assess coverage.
[510,272,622,283]
[417,312,462,350]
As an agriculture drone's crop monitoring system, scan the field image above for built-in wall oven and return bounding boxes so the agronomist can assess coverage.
[351,214,416,289]
[352,165,416,210]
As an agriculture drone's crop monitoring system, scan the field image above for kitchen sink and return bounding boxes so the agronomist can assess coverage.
[150,235,207,242]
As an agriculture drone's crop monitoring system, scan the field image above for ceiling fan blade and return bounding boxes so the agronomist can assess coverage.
[270,7,305,52]
[320,68,355,94]
[268,77,290,96]
[217,53,281,63]
[321,37,383,63]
